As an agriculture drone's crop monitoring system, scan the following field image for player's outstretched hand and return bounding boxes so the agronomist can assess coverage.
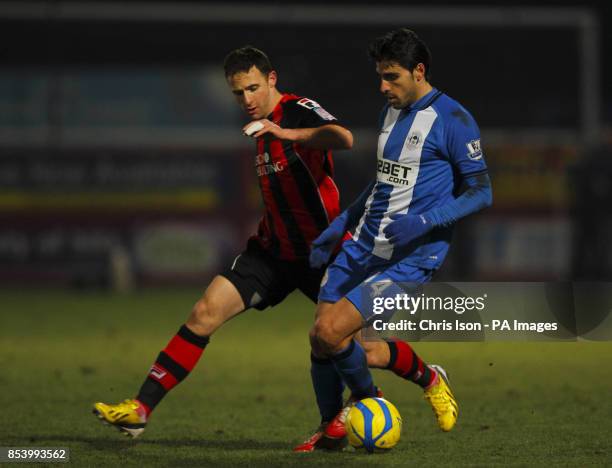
[243,119,288,139]
[383,213,433,248]
[309,212,348,268]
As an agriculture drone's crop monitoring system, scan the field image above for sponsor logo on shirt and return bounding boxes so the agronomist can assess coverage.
[255,152,270,165]
[377,158,416,187]
[255,152,284,176]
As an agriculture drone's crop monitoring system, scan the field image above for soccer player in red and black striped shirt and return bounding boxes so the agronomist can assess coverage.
[93,47,436,446]
[243,94,345,262]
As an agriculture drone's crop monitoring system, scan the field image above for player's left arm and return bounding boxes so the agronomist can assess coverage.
[384,173,492,246]
[430,107,493,226]
[244,120,353,150]
[384,109,492,245]
[426,172,492,227]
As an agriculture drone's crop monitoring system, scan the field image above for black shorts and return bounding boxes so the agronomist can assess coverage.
[220,239,326,311]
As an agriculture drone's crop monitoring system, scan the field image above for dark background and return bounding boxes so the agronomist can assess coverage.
[1,0,611,287]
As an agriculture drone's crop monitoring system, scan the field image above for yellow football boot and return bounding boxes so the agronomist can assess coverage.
[93,399,147,438]
[424,365,458,432]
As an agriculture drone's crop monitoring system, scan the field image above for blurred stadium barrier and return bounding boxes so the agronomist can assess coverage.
[0,2,606,286]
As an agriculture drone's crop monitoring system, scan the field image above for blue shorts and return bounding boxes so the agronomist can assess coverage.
[318,240,433,323]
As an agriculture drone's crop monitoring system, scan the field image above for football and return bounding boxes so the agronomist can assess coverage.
[345,397,402,452]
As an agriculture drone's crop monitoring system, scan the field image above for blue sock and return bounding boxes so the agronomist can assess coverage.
[310,353,345,422]
[330,340,376,399]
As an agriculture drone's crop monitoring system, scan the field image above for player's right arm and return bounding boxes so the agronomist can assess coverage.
[244,119,353,150]
[244,96,353,150]
[282,123,353,150]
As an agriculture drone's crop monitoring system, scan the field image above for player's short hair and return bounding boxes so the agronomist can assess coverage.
[368,28,432,80]
[223,46,273,78]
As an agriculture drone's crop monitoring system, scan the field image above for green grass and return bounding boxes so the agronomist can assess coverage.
[1,289,611,467]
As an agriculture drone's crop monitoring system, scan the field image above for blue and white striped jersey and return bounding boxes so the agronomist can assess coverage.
[353,88,488,269]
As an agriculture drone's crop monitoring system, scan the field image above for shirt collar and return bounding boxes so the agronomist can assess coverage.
[405,87,440,113]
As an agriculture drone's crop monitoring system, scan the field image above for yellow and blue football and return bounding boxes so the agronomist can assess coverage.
[345,397,402,452]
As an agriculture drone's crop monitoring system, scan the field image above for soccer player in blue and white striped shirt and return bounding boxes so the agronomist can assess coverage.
[297,28,492,450]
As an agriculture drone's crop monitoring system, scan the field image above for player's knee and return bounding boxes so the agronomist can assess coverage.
[312,317,342,356]
[309,326,329,358]
[187,297,222,336]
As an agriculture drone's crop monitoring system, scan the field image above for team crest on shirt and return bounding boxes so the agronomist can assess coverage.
[297,98,336,121]
[466,139,483,160]
[406,131,423,148]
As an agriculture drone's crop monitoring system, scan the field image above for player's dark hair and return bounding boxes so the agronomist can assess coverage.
[223,46,273,78]
[368,28,432,80]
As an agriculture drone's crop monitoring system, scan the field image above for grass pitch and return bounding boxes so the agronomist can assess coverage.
[1,288,611,467]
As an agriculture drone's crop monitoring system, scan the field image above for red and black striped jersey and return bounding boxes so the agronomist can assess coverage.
[252,93,341,261]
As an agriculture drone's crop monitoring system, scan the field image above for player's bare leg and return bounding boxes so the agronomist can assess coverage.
[186,275,247,336]
[93,275,247,438]
[311,299,365,354]
[359,332,391,368]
